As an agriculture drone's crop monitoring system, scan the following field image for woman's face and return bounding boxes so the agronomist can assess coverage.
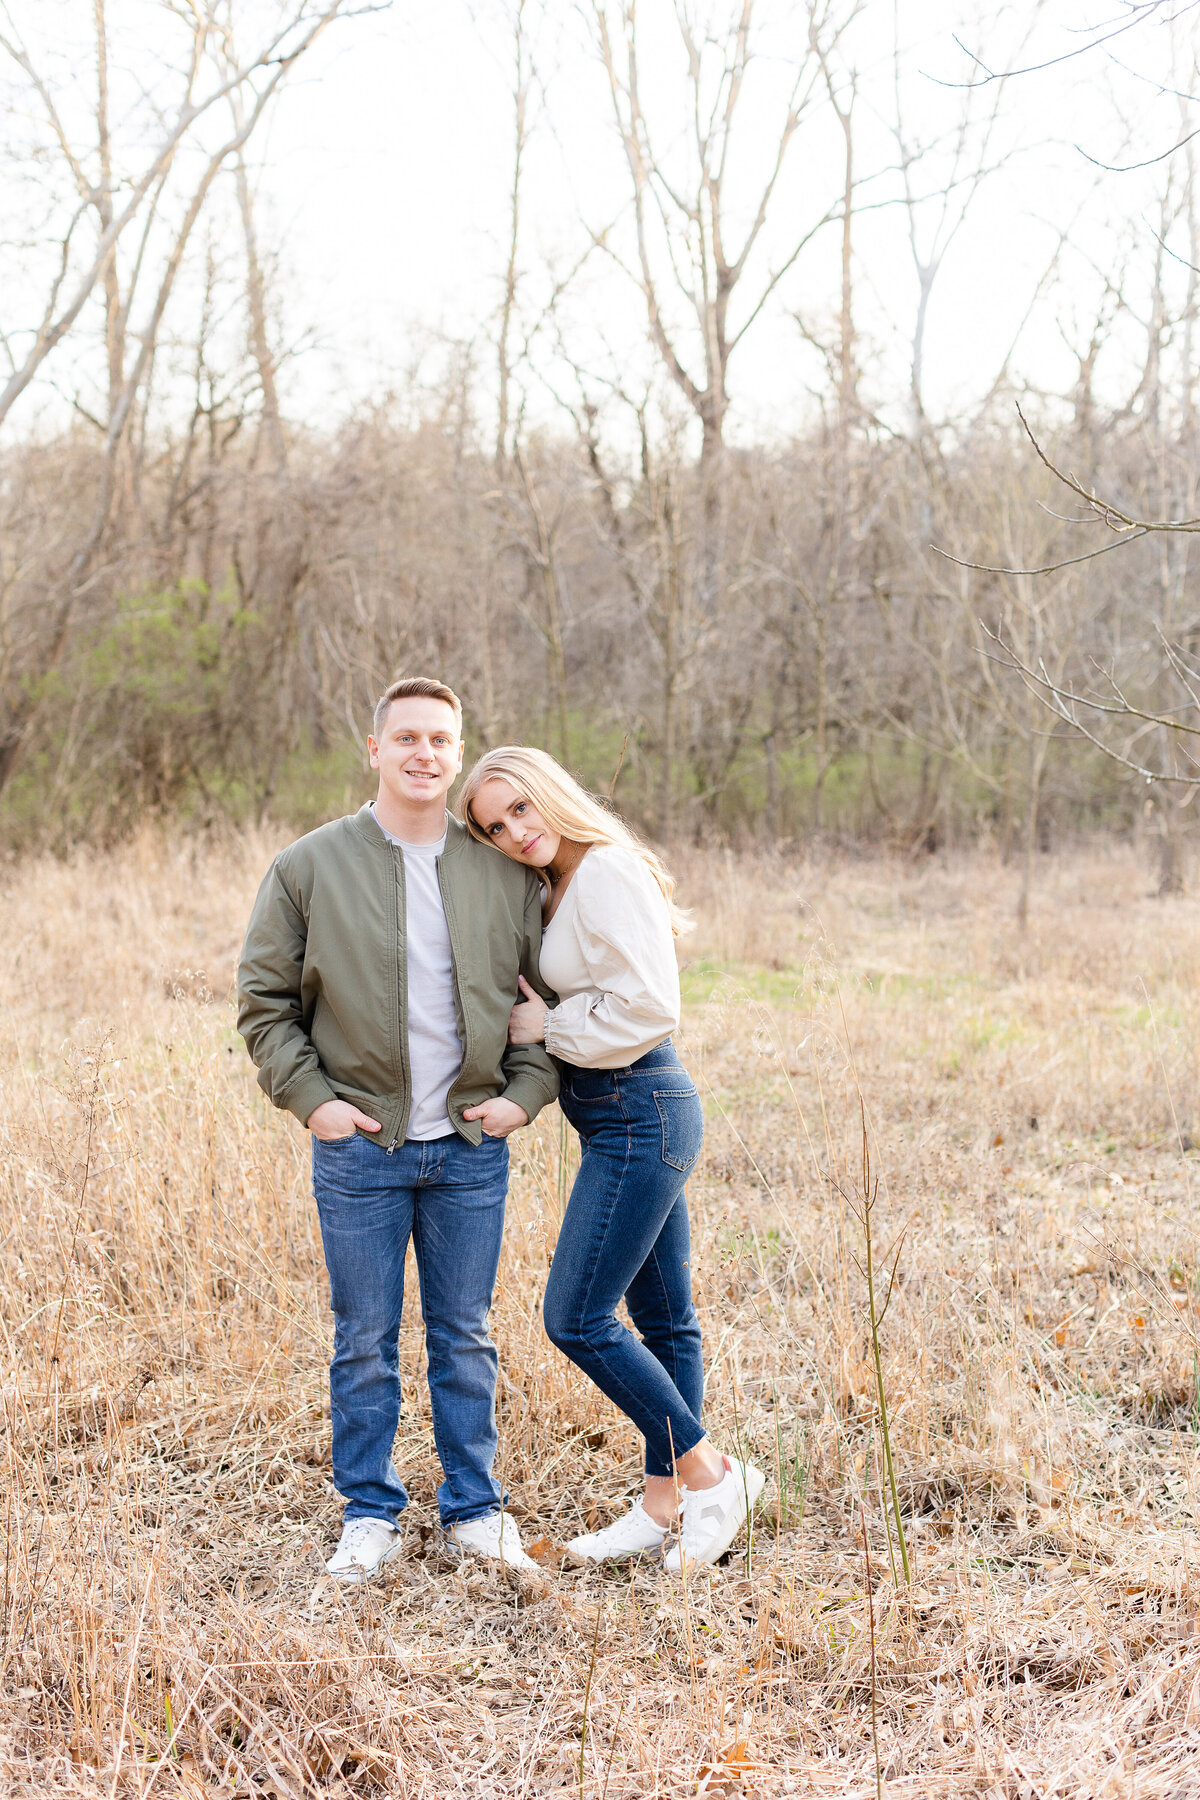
[470,778,561,868]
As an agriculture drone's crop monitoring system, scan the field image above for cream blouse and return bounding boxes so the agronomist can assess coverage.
[539,844,680,1069]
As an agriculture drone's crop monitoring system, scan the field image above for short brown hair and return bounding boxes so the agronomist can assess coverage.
[372,676,463,741]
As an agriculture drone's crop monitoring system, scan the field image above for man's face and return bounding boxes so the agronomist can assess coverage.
[368,698,463,812]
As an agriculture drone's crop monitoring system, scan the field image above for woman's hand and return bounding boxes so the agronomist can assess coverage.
[508,975,549,1045]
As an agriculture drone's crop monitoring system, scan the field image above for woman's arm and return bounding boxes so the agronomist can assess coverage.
[524,852,680,1067]
[495,870,560,1116]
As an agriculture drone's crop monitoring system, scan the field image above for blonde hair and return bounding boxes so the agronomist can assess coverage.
[459,745,693,937]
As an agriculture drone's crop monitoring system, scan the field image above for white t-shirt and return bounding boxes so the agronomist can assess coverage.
[540,844,680,1069]
[372,808,462,1140]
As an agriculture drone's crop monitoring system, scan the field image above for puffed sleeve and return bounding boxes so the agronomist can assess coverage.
[542,849,680,1069]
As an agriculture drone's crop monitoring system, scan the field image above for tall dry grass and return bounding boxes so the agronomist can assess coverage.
[3,832,1200,1797]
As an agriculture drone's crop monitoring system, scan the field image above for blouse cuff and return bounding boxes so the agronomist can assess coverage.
[543,1005,566,1057]
[542,992,600,1059]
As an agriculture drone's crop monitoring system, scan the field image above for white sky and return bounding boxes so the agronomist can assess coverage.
[4,0,1198,449]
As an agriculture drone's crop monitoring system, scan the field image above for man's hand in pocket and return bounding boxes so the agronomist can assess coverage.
[307,1100,382,1141]
[462,1098,529,1138]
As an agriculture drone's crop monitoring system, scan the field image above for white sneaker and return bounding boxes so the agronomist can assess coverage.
[446,1509,537,1572]
[663,1456,765,1573]
[566,1501,669,1565]
[325,1517,404,1584]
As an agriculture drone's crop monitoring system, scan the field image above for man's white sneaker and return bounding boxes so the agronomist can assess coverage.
[325,1517,404,1584]
[446,1509,537,1572]
[566,1501,669,1565]
[663,1456,765,1574]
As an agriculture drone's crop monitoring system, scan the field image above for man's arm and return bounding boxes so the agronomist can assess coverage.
[237,859,341,1129]
[496,873,559,1124]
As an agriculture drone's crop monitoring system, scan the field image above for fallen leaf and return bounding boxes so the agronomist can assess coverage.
[718,1739,759,1773]
[526,1536,571,1569]
[697,1738,761,1796]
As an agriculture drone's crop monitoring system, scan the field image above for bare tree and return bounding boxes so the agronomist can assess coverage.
[888,2,1044,441]
[954,124,1200,892]
[231,142,289,483]
[495,0,535,472]
[0,1,374,430]
[0,0,380,796]
[588,0,858,598]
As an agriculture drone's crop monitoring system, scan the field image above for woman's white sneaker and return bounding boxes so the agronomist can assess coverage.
[566,1501,669,1565]
[326,1517,404,1584]
[663,1457,765,1573]
[447,1509,538,1572]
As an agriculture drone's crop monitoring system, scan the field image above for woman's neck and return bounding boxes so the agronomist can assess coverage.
[547,839,587,886]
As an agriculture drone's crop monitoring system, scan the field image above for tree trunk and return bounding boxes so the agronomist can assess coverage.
[1016,727,1048,932]
[812,611,829,831]
[234,148,289,481]
[764,731,779,842]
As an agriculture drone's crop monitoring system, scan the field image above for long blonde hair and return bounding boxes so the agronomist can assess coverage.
[458,745,692,937]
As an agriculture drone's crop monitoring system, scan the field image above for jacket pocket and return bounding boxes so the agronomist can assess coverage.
[653,1088,703,1172]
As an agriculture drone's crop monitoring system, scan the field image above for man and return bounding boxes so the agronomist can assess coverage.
[237,676,557,1582]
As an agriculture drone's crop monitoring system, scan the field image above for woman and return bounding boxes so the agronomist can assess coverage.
[459,746,764,1571]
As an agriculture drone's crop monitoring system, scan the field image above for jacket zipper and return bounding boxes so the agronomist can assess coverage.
[388,843,408,1152]
[436,848,471,1128]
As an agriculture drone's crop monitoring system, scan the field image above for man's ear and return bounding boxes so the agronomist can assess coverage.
[367,734,380,768]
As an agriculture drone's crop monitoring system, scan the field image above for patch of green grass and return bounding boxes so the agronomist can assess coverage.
[678,956,819,1008]
[772,1415,810,1528]
[1129,1003,1186,1032]
[963,1013,1029,1053]
[857,971,986,1002]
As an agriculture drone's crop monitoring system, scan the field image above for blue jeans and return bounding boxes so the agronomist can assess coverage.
[546,1042,706,1478]
[311,1130,509,1526]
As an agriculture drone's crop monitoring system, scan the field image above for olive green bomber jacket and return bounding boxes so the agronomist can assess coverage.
[237,806,558,1146]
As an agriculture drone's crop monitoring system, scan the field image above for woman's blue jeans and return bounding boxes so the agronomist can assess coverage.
[546,1041,706,1478]
[311,1130,509,1527]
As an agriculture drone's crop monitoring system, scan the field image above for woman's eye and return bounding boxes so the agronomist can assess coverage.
[514,802,525,815]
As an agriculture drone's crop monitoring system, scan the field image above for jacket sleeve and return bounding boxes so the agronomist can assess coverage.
[237,858,338,1129]
[542,854,679,1066]
[497,872,560,1123]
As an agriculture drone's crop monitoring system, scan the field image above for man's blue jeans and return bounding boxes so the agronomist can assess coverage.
[545,1042,706,1478]
[311,1130,509,1526]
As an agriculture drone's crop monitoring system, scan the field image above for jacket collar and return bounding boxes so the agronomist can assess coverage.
[350,802,469,856]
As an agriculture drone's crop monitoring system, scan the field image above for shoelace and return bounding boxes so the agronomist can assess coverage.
[340,1520,390,1555]
[593,1507,665,1543]
[665,1486,733,1559]
[457,1514,505,1543]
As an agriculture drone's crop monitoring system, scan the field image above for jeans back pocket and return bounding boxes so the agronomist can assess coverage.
[653,1087,703,1172]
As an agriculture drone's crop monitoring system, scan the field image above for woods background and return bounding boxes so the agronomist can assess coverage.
[3,0,1199,900]
[9,12,1200,1792]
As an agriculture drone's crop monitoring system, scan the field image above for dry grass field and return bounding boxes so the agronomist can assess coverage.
[4,833,1200,1799]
